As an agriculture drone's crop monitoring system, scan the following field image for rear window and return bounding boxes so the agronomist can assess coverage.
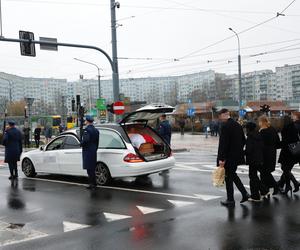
[99,129,126,149]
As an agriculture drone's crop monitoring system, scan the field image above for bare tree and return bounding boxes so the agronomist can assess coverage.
[0,96,8,116]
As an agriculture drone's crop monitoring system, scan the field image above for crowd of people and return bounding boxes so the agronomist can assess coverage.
[217,108,300,207]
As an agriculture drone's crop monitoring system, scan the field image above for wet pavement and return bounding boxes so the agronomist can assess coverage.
[0,135,300,249]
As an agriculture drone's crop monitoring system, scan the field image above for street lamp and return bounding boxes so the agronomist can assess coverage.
[74,58,103,99]
[229,27,242,114]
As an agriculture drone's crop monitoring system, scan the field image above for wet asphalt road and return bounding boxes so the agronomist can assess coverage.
[0,150,300,250]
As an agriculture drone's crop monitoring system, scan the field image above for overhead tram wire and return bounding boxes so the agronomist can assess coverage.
[120,45,300,77]
[179,0,298,60]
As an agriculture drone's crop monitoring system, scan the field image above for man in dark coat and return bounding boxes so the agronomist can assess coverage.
[34,126,42,148]
[23,125,30,148]
[2,120,23,180]
[217,109,249,207]
[245,122,268,201]
[80,116,99,190]
[159,114,172,145]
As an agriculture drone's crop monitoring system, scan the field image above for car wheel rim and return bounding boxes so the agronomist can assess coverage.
[96,165,108,185]
[23,159,32,176]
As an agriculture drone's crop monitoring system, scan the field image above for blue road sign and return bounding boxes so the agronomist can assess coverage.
[187,107,195,117]
[239,109,246,117]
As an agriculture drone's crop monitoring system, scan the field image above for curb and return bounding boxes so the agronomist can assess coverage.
[172,148,189,153]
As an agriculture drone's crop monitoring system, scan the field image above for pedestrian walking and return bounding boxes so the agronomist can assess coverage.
[278,114,300,195]
[178,118,185,135]
[217,109,249,207]
[80,115,99,190]
[44,124,52,144]
[23,124,30,148]
[258,115,281,195]
[245,122,269,201]
[2,120,23,180]
[159,114,172,145]
[34,126,42,148]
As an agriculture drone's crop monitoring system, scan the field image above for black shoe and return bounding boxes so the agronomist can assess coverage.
[8,176,13,180]
[86,185,96,190]
[293,183,300,193]
[220,200,235,207]
[283,186,292,195]
[240,194,250,204]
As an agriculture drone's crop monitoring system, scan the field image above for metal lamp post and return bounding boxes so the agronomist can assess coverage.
[229,28,242,115]
[74,58,102,99]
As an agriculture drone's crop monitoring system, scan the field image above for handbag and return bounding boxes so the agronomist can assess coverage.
[212,167,225,187]
[288,141,300,156]
[288,127,300,156]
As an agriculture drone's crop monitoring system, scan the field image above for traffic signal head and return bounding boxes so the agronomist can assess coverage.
[19,31,36,57]
[106,104,114,114]
[76,95,80,106]
[71,98,75,112]
[260,104,271,113]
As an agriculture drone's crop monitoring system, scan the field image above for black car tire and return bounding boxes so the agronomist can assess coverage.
[95,162,111,186]
[22,158,37,177]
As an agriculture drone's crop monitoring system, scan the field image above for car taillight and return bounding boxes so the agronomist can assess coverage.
[123,153,144,163]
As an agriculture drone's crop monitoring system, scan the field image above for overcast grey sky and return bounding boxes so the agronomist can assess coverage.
[0,0,299,81]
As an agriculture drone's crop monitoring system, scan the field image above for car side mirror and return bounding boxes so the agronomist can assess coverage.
[40,146,44,151]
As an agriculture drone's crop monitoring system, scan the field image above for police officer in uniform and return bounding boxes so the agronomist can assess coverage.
[80,116,99,190]
[2,120,23,180]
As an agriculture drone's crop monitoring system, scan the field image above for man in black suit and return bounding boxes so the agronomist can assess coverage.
[217,109,249,207]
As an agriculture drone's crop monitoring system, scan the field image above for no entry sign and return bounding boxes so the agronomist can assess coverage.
[113,101,125,115]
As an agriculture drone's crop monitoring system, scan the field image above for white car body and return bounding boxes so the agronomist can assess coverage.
[21,104,175,185]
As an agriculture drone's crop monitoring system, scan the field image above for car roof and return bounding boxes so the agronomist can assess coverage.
[61,124,131,143]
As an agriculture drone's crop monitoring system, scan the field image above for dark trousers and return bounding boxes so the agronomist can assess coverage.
[24,135,30,148]
[180,127,184,135]
[34,137,40,148]
[260,168,277,189]
[8,161,18,177]
[281,163,298,188]
[225,165,248,201]
[86,168,96,186]
[249,164,268,198]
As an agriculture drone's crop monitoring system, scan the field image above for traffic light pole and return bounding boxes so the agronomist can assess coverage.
[0,37,118,99]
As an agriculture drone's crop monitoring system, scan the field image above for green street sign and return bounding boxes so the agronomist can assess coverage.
[96,98,106,110]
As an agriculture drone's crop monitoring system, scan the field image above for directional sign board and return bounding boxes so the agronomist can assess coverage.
[113,101,125,115]
[96,98,106,110]
[187,107,195,117]
[39,37,58,51]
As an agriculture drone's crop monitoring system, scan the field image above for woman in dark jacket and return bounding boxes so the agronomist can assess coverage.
[258,115,281,195]
[278,114,300,194]
[245,122,269,201]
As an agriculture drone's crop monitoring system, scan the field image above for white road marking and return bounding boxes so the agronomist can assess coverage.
[26,208,43,214]
[167,200,196,208]
[63,221,90,233]
[136,206,164,215]
[194,194,222,201]
[0,174,208,200]
[0,220,48,247]
[104,212,132,222]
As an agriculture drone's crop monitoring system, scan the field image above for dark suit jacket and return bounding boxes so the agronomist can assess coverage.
[217,118,245,167]
[260,126,280,172]
[245,131,264,166]
[2,127,23,163]
[80,125,99,170]
[278,121,300,165]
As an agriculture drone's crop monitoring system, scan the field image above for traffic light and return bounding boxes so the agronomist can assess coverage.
[106,104,114,114]
[19,31,36,57]
[76,95,80,106]
[79,106,85,118]
[260,104,271,114]
[71,98,75,112]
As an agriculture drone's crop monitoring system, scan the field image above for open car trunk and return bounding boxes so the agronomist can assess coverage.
[124,124,171,162]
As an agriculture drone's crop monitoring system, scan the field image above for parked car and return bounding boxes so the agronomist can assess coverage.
[21,104,175,185]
